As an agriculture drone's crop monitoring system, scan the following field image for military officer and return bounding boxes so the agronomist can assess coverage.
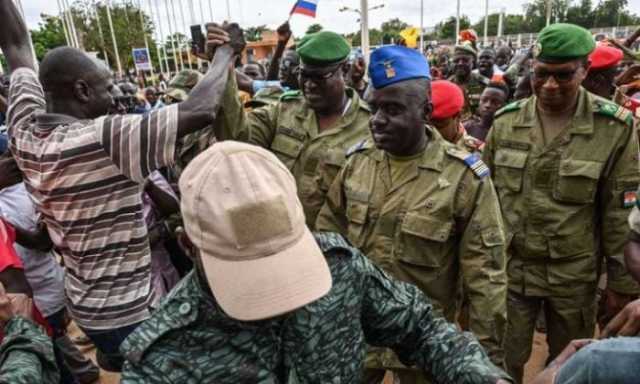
[582,44,624,99]
[316,45,507,384]
[207,25,371,229]
[449,44,486,119]
[430,79,485,153]
[482,23,640,383]
[120,142,512,384]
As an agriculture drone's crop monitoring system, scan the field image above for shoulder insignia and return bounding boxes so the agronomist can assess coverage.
[494,100,523,118]
[346,140,371,157]
[446,148,490,178]
[595,100,634,127]
[279,90,303,102]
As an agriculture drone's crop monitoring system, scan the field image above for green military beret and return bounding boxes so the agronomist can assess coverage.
[534,23,595,62]
[454,43,477,58]
[296,31,351,66]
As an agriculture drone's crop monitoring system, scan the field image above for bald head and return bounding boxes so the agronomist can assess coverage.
[39,47,114,119]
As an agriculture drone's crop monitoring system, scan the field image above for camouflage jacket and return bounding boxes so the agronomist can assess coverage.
[483,87,640,296]
[316,128,506,366]
[120,232,510,384]
[0,317,59,384]
[215,75,371,229]
[449,73,487,119]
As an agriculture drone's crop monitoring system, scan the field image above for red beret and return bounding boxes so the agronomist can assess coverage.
[431,80,464,120]
[589,44,623,71]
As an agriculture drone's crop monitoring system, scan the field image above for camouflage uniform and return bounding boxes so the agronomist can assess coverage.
[456,125,485,153]
[0,317,59,384]
[215,75,370,229]
[482,88,640,383]
[315,127,507,380]
[449,72,488,119]
[120,232,511,384]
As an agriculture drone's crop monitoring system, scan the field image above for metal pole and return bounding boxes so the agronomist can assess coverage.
[62,0,79,48]
[455,0,461,44]
[56,0,71,46]
[545,0,551,26]
[419,0,424,53]
[145,0,164,75]
[497,7,504,39]
[177,0,193,69]
[225,0,231,20]
[165,0,182,71]
[136,0,156,82]
[66,0,81,48]
[169,0,185,70]
[360,0,370,61]
[15,0,38,69]
[483,0,489,46]
[188,0,203,69]
[152,0,170,74]
[209,0,215,21]
[105,0,123,76]
[93,2,111,67]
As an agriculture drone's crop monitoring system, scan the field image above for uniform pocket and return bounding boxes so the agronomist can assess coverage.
[548,232,597,285]
[398,213,452,268]
[346,200,368,247]
[271,132,305,169]
[494,148,528,192]
[553,159,603,204]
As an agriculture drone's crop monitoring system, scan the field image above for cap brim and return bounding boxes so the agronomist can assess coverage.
[202,229,332,321]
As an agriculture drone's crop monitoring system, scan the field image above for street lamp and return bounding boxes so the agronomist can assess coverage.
[339,4,385,15]
[340,3,384,60]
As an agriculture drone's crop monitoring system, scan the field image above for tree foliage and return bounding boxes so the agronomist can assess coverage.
[435,16,471,40]
[30,15,67,61]
[245,25,269,42]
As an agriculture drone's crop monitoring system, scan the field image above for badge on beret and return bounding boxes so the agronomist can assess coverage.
[384,60,396,79]
[533,42,542,58]
[623,190,637,209]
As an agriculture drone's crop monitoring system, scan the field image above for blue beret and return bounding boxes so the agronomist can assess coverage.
[369,45,431,89]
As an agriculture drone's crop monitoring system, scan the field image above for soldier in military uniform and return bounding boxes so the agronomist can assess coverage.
[449,44,486,119]
[316,45,507,384]
[0,282,59,383]
[482,23,640,383]
[207,24,371,229]
[463,82,510,142]
[430,79,485,153]
[120,141,512,384]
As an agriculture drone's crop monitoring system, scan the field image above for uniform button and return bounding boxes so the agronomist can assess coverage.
[426,200,434,208]
[179,302,191,315]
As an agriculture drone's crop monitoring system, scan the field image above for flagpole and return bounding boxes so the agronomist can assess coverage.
[15,0,38,69]
[483,0,489,46]
[177,0,193,69]
[56,0,71,46]
[136,0,156,82]
[360,0,370,61]
[144,0,164,75]
[419,0,424,52]
[455,0,461,44]
[93,2,111,67]
[164,0,181,72]
[63,0,80,48]
[169,0,185,70]
[225,0,231,20]
[151,0,170,75]
[208,0,215,21]
[105,0,123,77]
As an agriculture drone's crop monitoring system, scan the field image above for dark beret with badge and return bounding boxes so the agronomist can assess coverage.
[533,23,596,63]
[296,31,351,66]
[368,45,431,90]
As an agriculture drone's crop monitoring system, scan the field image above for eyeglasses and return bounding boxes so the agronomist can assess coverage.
[297,65,342,84]
[530,68,579,83]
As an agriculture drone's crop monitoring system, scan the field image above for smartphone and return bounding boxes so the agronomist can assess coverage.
[191,25,205,55]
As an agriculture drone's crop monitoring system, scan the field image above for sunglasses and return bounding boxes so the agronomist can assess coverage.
[297,65,342,84]
[530,68,580,83]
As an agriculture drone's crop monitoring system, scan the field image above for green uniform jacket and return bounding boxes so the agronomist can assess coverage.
[483,88,640,297]
[315,128,507,365]
[0,317,59,384]
[120,232,510,384]
[215,75,371,229]
[449,73,487,119]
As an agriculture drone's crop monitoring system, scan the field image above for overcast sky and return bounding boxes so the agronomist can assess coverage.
[18,0,640,40]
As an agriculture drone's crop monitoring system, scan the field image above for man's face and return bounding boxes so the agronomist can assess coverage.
[243,64,264,80]
[430,117,459,143]
[495,48,511,67]
[145,88,158,105]
[531,59,589,112]
[453,53,475,78]
[350,57,366,83]
[478,50,495,76]
[279,51,300,89]
[88,67,116,118]
[299,62,347,113]
[478,87,507,117]
[367,81,429,157]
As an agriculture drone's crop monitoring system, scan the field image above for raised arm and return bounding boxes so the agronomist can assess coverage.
[176,22,246,138]
[0,0,35,72]
[266,22,292,81]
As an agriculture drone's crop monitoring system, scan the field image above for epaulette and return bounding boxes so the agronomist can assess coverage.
[279,90,302,102]
[594,100,634,127]
[494,100,523,118]
[346,140,371,157]
[446,148,490,179]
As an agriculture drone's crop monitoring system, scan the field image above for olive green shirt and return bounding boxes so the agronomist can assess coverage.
[483,88,640,297]
[316,127,508,365]
[216,75,371,229]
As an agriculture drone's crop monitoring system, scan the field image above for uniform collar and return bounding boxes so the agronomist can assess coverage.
[515,87,594,135]
[371,126,445,172]
[297,88,368,138]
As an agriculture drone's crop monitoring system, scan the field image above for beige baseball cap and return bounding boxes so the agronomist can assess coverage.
[179,141,332,321]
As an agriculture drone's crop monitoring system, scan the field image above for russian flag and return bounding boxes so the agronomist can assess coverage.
[290,0,318,18]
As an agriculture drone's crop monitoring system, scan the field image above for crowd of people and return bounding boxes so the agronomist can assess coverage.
[0,0,640,382]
